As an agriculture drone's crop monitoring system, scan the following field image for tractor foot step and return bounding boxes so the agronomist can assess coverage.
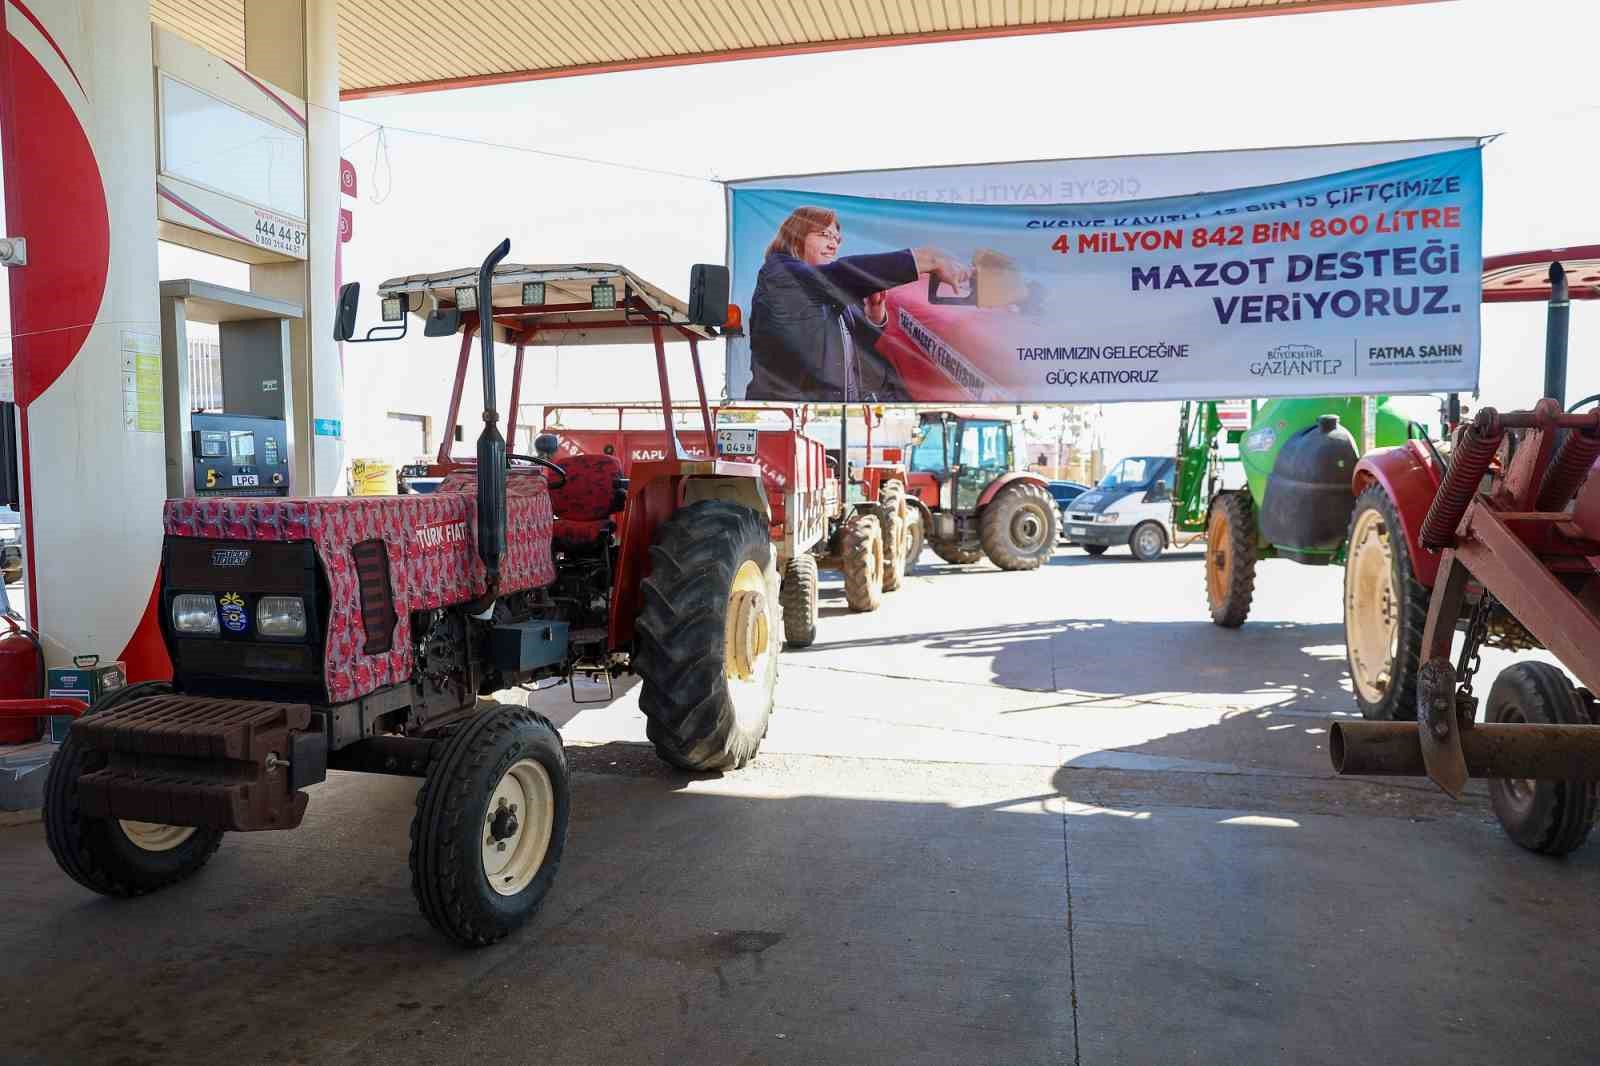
[72,696,321,832]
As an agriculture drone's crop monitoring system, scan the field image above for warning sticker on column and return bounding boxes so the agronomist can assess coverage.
[121,331,162,433]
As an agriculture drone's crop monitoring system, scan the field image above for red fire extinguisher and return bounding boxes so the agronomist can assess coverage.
[0,614,45,744]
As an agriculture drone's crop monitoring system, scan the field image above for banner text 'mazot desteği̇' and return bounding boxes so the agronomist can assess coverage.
[725,145,1482,404]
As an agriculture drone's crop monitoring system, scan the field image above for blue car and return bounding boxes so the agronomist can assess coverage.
[1047,481,1089,539]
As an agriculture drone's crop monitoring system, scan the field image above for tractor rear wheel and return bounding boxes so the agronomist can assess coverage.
[841,512,884,612]
[929,538,983,565]
[781,553,819,649]
[979,481,1057,571]
[410,701,569,946]
[1485,662,1599,856]
[1344,485,1428,721]
[1205,493,1258,628]
[635,500,779,771]
[879,481,909,592]
[44,681,224,898]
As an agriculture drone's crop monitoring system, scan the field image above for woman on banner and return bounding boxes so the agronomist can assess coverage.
[746,206,970,402]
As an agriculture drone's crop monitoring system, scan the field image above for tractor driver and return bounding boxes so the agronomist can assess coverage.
[746,205,969,403]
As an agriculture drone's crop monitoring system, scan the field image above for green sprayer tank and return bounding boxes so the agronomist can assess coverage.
[1241,396,1410,563]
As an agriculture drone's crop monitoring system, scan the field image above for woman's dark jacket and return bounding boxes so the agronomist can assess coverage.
[746,249,918,401]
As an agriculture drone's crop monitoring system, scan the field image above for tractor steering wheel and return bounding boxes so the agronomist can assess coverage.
[509,452,566,489]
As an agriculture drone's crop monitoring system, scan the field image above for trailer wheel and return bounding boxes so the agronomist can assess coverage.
[44,681,224,898]
[879,481,909,591]
[1344,485,1427,721]
[780,553,819,649]
[1485,662,1599,856]
[929,538,983,565]
[840,512,884,612]
[636,500,779,771]
[1206,492,1258,628]
[410,701,569,946]
[980,481,1057,571]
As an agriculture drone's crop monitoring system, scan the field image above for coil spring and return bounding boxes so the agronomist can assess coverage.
[1420,412,1503,550]
[1535,427,1600,513]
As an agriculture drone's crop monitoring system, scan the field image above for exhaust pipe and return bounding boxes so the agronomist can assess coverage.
[1331,720,1600,781]
[475,238,512,591]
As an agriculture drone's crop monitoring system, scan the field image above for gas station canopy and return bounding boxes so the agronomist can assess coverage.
[150,0,1435,100]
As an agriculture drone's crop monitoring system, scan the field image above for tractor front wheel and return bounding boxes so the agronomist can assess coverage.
[841,512,885,612]
[410,701,570,946]
[904,504,926,573]
[979,481,1057,571]
[781,553,819,649]
[1205,493,1258,628]
[44,681,224,898]
[1343,485,1428,721]
[635,500,780,771]
[1485,662,1599,856]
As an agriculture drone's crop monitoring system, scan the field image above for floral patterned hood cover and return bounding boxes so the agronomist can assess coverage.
[163,473,555,702]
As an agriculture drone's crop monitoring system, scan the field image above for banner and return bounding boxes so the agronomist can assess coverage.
[725,144,1482,404]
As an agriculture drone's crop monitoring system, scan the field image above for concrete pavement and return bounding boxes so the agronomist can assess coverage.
[0,544,1593,1065]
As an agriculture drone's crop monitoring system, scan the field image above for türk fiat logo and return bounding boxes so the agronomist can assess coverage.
[212,549,252,568]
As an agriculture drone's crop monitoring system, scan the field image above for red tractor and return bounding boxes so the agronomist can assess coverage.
[39,242,782,945]
[902,409,1058,570]
[539,403,840,647]
[1331,247,1600,856]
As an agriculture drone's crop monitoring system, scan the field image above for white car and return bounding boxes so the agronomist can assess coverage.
[1059,457,1177,561]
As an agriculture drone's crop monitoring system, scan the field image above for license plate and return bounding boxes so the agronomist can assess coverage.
[400,464,429,478]
[232,474,260,487]
[717,428,757,456]
[1070,526,1087,536]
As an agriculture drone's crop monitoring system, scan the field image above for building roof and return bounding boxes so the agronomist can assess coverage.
[149,0,1436,100]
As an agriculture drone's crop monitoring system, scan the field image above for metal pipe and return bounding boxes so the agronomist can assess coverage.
[689,337,715,457]
[1330,720,1600,780]
[1545,261,1570,406]
[474,238,512,585]
[438,326,475,465]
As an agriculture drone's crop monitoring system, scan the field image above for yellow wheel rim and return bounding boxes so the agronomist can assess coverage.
[483,758,556,897]
[1345,506,1399,705]
[119,820,197,852]
[725,559,773,732]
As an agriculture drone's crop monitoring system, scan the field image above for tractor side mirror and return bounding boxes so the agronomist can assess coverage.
[334,283,361,342]
[687,264,730,327]
[423,307,462,337]
[334,282,409,344]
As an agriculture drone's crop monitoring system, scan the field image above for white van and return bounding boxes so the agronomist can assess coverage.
[1059,455,1177,561]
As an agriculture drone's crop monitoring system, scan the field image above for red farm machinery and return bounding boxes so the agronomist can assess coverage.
[1331,245,1600,856]
[38,242,783,945]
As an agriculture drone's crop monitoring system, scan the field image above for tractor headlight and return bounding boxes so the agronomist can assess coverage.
[454,285,478,311]
[172,593,220,635]
[1099,512,1120,524]
[257,596,308,638]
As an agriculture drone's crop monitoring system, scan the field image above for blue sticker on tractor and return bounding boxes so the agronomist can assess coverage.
[314,418,342,438]
[219,592,249,634]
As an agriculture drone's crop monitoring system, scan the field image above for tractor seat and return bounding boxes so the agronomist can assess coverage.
[550,452,627,549]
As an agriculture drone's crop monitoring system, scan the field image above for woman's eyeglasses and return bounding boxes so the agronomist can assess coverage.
[812,229,842,246]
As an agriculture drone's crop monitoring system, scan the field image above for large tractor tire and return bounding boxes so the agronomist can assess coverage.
[410,701,570,946]
[635,499,780,771]
[930,538,983,565]
[1205,492,1258,628]
[45,681,225,898]
[879,480,909,592]
[979,480,1058,571]
[1485,662,1599,856]
[841,512,884,612]
[781,553,819,649]
[904,503,927,573]
[1343,485,1428,721]
[877,506,907,593]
